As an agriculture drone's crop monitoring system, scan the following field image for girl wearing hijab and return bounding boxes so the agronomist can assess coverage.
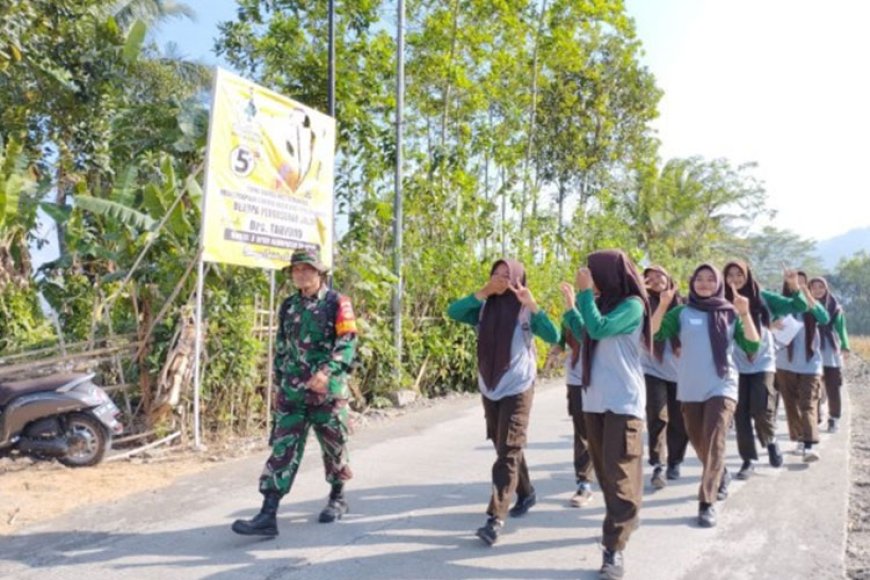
[563,250,650,580]
[723,262,807,479]
[447,259,560,547]
[641,266,690,488]
[808,277,849,433]
[553,282,595,508]
[775,271,830,461]
[652,264,760,528]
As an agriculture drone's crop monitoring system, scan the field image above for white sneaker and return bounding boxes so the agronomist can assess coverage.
[793,441,805,455]
[803,448,820,463]
[570,483,594,507]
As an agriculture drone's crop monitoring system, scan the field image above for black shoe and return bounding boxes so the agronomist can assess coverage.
[651,465,666,489]
[767,442,783,468]
[666,462,681,480]
[735,460,754,480]
[319,497,348,523]
[828,418,839,433]
[508,489,537,518]
[599,548,625,579]
[231,492,280,536]
[698,502,717,528]
[476,517,503,546]
[717,468,731,501]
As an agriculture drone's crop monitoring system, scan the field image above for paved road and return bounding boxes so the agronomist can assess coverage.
[0,379,849,579]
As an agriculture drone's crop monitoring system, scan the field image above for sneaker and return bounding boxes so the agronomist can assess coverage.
[570,482,593,508]
[599,548,625,579]
[717,468,731,501]
[651,465,666,490]
[508,489,537,517]
[698,502,717,528]
[666,462,681,480]
[828,418,839,433]
[793,441,805,455]
[735,460,754,480]
[476,516,502,546]
[318,497,348,523]
[767,442,784,468]
[803,447,820,463]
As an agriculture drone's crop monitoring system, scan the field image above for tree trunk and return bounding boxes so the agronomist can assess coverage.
[520,0,548,234]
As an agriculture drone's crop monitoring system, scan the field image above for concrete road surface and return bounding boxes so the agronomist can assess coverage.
[0,379,850,579]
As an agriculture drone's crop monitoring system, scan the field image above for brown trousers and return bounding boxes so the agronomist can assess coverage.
[482,387,534,520]
[584,411,643,551]
[645,375,690,467]
[567,385,593,483]
[823,366,844,419]
[735,372,777,462]
[682,397,736,504]
[776,370,821,444]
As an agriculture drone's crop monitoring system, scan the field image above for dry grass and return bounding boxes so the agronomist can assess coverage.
[850,335,870,361]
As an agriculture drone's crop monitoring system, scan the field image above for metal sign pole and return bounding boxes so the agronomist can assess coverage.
[266,269,277,430]
[393,0,405,380]
[192,256,205,449]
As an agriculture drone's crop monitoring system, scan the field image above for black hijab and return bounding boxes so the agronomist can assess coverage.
[688,264,735,379]
[478,259,525,390]
[582,250,651,387]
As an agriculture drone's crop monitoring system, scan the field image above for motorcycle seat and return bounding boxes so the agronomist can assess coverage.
[0,374,85,407]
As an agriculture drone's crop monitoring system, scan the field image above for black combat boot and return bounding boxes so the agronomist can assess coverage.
[232,491,281,536]
[319,483,348,523]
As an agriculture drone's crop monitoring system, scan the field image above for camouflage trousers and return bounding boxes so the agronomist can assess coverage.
[259,394,353,497]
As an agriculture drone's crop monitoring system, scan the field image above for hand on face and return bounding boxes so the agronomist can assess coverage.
[575,267,594,292]
[645,271,668,294]
[481,274,511,298]
[783,266,799,291]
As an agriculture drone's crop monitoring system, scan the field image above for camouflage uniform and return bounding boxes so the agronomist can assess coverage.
[259,283,358,497]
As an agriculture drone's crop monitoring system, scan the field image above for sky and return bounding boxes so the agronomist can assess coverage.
[156,0,870,242]
[625,0,870,241]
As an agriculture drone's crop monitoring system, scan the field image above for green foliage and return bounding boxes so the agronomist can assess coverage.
[0,284,55,352]
[200,270,267,433]
[828,251,870,335]
[2,0,830,441]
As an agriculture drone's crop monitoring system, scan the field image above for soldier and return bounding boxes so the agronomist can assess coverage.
[232,247,357,537]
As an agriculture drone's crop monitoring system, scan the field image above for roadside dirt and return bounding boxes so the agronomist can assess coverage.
[847,353,870,579]
[0,391,471,535]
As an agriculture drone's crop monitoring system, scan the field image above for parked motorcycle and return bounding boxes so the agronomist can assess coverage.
[0,373,123,467]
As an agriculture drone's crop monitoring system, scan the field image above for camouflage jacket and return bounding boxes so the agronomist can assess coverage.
[274,285,357,403]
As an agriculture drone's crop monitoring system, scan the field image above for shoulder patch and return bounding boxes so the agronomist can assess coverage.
[335,295,357,336]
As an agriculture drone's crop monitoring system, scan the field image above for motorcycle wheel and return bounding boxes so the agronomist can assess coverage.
[58,413,108,467]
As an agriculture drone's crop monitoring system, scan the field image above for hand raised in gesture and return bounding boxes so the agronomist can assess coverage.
[559,281,576,310]
[509,281,539,313]
[575,267,594,292]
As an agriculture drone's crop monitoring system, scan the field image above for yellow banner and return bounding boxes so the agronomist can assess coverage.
[201,68,335,269]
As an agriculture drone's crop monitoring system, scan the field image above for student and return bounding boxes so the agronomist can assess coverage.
[553,281,595,507]
[775,271,830,461]
[652,264,760,528]
[641,266,689,487]
[446,259,560,547]
[808,277,850,433]
[723,262,807,479]
[563,249,650,580]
